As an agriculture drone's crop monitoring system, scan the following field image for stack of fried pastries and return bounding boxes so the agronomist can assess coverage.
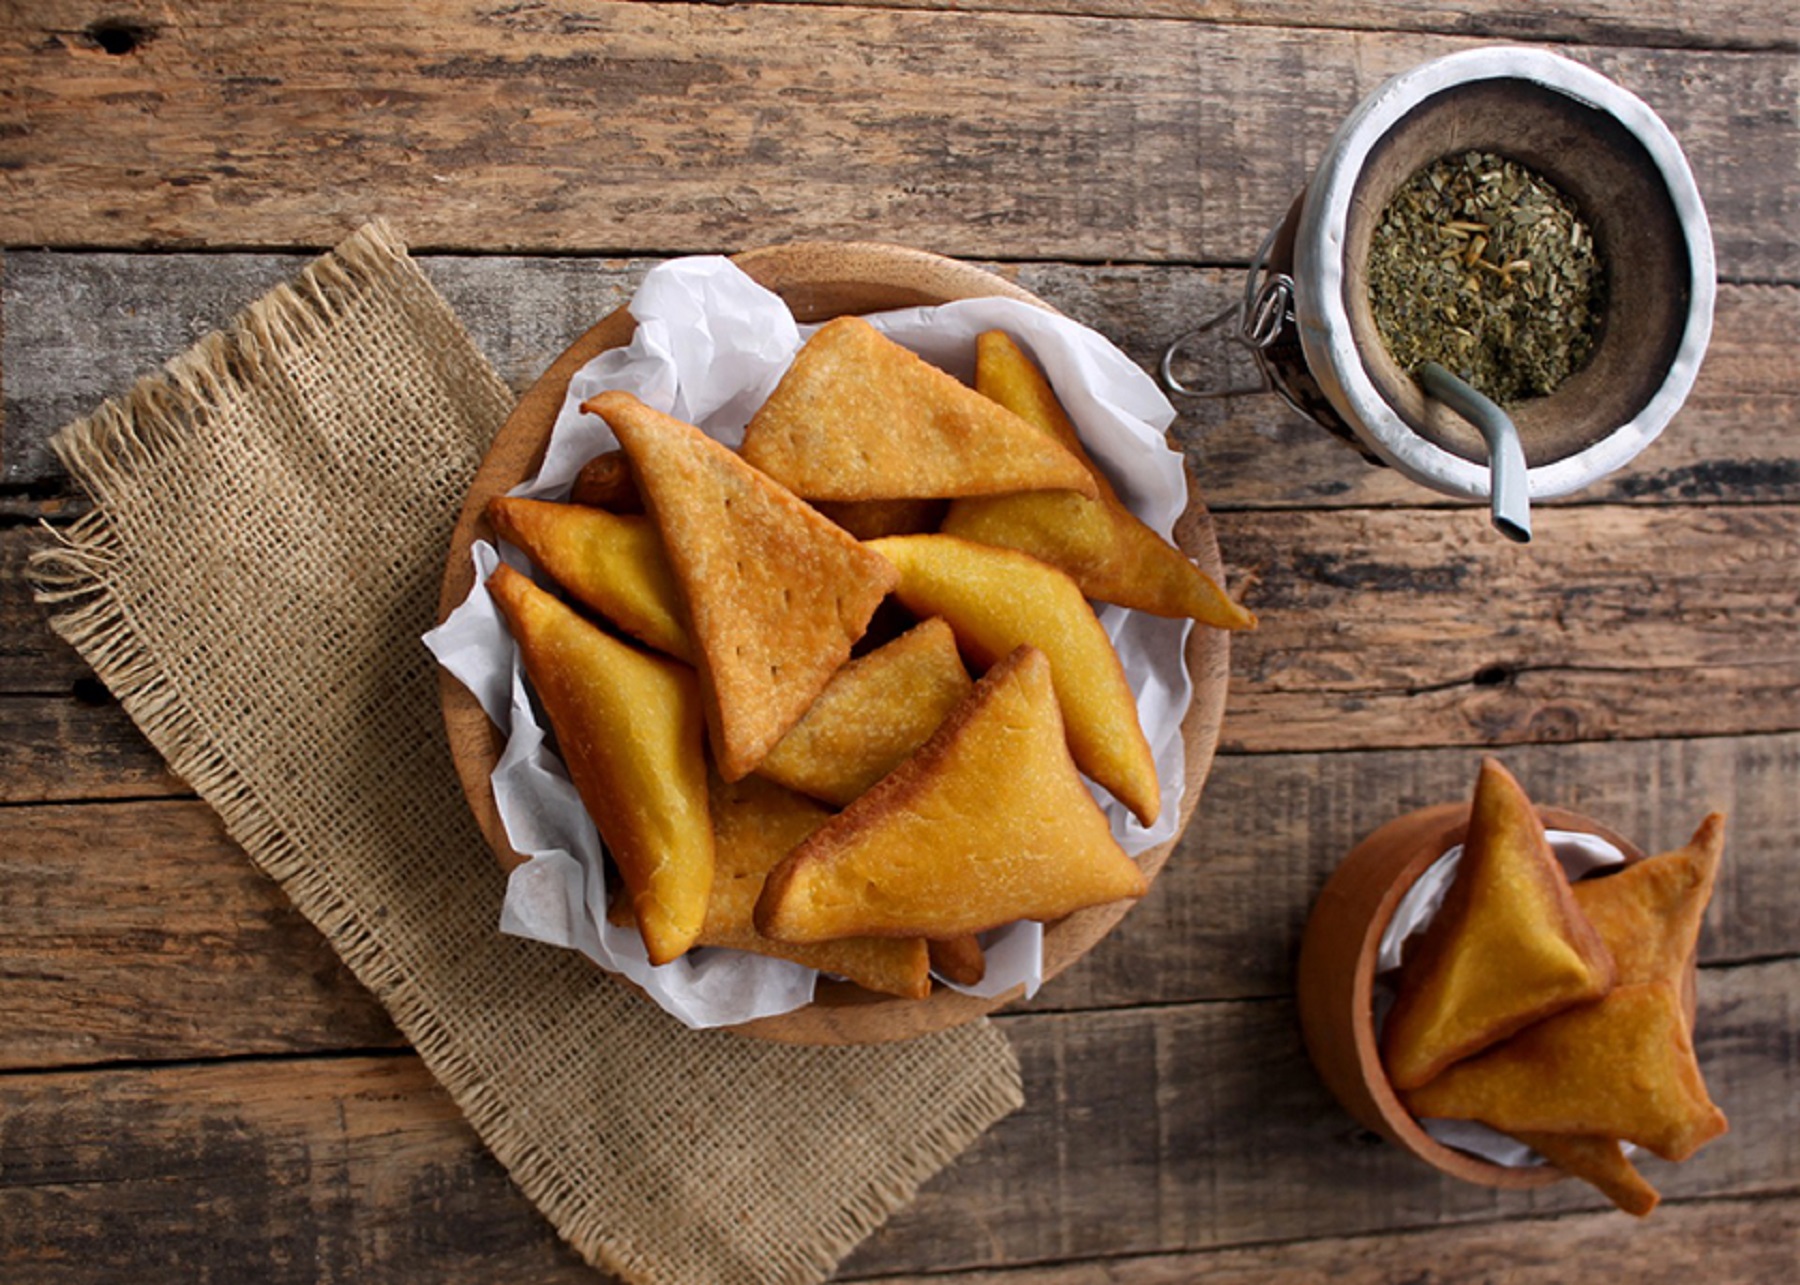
[484,320,1254,1002]
[1383,758,1728,1215]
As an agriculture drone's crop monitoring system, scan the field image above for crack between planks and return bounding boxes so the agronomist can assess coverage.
[0,1043,416,1085]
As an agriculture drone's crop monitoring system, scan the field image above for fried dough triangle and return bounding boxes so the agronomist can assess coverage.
[486,496,693,662]
[942,331,1256,630]
[928,934,987,988]
[584,390,899,782]
[486,563,712,965]
[1573,812,1725,989]
[604,776,933,997]
[1506,1131,1661,1217]
[1411,812,1730,1191]
[568,449,643,512]
[703,775,931,997]
[755,646,1148,943]
[740,316,1099,502]
[867,534,1160,827]
[1404,979,1728,1163]
[757,617,973,807]
[1382,759,1615,1091]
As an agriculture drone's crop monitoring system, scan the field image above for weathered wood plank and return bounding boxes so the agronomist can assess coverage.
[1219,503,1800,753]
[1,6,1793,278]
[5,500,1795,786]
[0,800,401,1070]
[1036,731,1800,1012]
[6,250,1796,507]
[849,1195,1800,1284]
[770,1,1800,54]
[0,521,92,691]
[850,961,1800,1275]
[3,732,1792,1070]
[0,252,650,488]
[0,963,1792,1280]
[0,1055,584,1284]
[0,692,185,801]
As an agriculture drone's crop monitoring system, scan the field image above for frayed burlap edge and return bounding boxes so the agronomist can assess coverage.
[28,221,1024,1284]
[30,221,458,857]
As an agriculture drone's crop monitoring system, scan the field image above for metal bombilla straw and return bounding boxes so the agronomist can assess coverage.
[1416,363,1532,543]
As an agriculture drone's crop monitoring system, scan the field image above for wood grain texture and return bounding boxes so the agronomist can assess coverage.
[1,5,1793,276]
[1219,503,1800,753]
[1,523,93,691]
[0,962,1792,1280]
[3,733,1791,1070]
[0,801,401,1070]
[1,1,1793,1276]
[0,1055,581,1284]
[765,1,1800,54]
[850,1195,1800,1283]
[0,692,185,801]
[5,251,1796,506]
[8,497,1797,780]
[851,961,1800,1275]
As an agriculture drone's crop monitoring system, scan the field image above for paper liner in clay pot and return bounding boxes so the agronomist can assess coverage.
[436,242,1234,1044]
[1295,800,1658,1189]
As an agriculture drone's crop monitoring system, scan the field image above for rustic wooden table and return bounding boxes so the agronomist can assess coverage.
[4,2,1797,1280]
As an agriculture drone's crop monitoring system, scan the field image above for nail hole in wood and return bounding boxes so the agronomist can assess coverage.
[86,16,155,56]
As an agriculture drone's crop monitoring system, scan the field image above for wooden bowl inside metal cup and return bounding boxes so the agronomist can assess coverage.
[436,241,1233,1044]
[1295,800,1649,1187]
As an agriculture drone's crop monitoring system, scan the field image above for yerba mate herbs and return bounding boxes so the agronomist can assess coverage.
[1368,151,1605,405]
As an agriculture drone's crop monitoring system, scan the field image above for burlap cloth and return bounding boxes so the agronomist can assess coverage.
[30,222,1023,1285]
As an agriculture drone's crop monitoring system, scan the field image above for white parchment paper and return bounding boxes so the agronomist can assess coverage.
[425,256,1196,1028]
[1375,829,1629,1167]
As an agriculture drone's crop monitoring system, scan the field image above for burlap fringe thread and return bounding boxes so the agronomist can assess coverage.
[28,221,1025,1285]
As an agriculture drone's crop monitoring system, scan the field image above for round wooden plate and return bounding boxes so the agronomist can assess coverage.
[436,241,1232,1044]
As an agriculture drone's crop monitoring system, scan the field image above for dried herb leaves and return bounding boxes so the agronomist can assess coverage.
[1368,151,1605,405]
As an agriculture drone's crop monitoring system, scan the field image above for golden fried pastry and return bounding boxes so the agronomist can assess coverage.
[1507,1131,1661,1217]
[585,390,899,781]
[486,563,712,965]
[603,776,932,996]
[709,775,934,997]
[1404,979,1728,1163]
[568,449,643,512]
[941,331,1255,630]
[867,534,1160,827]
[1573,812,1725,990]
[928,935,987,988]
[813,497,948,540]
[755,646,1148,942]
[740,316,1099,502]
[486,496,693,662]
[1382,759,1615,1091]
[756,617,973,807]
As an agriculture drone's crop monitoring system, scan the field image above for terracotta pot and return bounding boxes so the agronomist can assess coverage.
[1295,799,1646,1187]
